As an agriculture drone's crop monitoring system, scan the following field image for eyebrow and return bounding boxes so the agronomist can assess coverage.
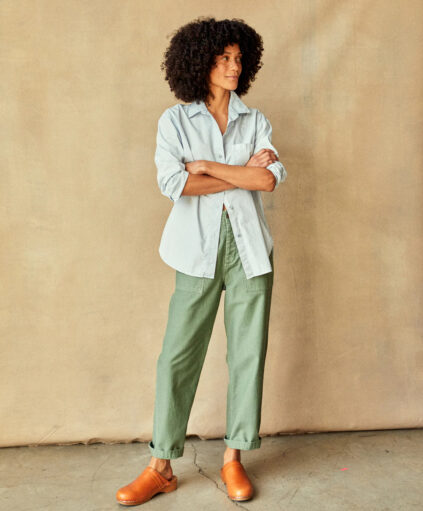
[223,51,243,55]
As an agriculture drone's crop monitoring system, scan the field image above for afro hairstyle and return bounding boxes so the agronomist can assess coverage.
[160,16,264,103]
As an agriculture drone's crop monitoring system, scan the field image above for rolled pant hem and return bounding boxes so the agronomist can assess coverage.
[148,440,184,459]
[224,435,261,450]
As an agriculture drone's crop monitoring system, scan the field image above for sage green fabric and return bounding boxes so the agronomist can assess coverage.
[148,209,274,459]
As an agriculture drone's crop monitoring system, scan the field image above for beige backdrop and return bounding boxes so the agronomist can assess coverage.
[1,0,422,448]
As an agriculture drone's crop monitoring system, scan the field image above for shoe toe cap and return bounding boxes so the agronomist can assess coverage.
[231,485,253,499]
[116,485,140,503]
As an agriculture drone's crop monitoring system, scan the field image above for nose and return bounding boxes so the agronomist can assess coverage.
[230,61,241,73]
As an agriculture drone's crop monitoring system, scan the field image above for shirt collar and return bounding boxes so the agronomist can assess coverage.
[187,90,249,120]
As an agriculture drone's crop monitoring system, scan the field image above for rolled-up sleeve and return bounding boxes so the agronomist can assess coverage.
[254,109,287,190]
[154,110,189,202]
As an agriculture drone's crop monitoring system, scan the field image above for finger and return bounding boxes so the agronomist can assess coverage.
[260,149,278,162]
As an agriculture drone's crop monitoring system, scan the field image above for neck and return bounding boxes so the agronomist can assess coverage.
[205,88,231,115]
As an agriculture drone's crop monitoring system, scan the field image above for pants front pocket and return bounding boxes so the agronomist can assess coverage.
[175,270,205,295]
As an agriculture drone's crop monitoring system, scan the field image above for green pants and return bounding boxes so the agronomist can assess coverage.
[148,209,274,459]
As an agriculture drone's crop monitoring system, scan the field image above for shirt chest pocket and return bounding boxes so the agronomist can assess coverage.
[227,142,254,166]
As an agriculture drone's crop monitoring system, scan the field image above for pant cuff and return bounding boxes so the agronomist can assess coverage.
[148,440,184,459]
[224,435,261,450]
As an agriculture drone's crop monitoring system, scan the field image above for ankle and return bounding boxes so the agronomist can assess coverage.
[223,448,241,464]
[149,456,172,472]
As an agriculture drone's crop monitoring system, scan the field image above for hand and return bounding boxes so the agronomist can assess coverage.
[185,160,209,175]
[246,149,279,168]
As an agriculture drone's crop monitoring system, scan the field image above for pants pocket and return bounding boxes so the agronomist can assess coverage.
[175,270,205,294]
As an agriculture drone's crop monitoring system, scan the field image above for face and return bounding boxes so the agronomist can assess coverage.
[208,43,243,92]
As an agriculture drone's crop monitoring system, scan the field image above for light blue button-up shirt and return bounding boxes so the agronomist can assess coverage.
[154,90,287,279]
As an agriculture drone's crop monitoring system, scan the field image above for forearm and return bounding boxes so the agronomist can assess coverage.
[205,161,275,192]
[181,173,237,197]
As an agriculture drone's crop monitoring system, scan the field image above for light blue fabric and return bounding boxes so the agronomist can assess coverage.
[154,90,287,279]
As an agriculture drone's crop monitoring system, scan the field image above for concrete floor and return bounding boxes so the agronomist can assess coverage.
[1,429,422,510]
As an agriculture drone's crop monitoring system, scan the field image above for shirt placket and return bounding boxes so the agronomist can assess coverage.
[201,110,226,276]
[205,109,250,278]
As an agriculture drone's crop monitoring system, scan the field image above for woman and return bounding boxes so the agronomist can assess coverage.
[116,16,287,506]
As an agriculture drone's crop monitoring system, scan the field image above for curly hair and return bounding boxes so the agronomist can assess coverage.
[160,16,264,103]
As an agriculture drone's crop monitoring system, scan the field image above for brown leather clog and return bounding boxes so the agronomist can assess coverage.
[116,466,178,506]
[220,460,254,501]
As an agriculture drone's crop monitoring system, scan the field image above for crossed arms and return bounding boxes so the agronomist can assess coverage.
[181,148,279,197]
[155,109,287,202]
